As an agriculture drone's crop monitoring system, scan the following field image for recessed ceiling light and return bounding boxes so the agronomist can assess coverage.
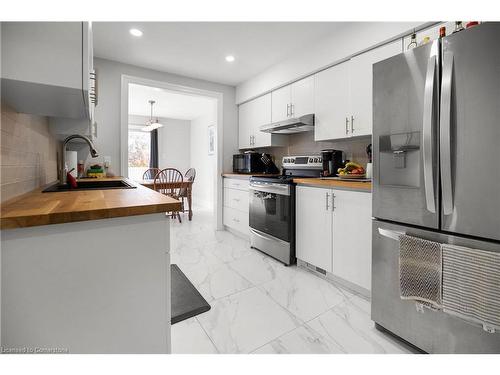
[225,55,235,62]
[129,28,143,37]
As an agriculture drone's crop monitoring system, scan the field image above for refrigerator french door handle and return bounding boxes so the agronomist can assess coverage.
[440,51,454,216]
[422,53,438,213]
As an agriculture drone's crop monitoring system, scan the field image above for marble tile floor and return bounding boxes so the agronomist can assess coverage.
[170,208,416,354]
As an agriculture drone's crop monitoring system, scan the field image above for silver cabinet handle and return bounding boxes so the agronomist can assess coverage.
[233,198,240,202]
[345,117,350,135]
[331,193,336,211]
[325,192,330,210]
[232,218,240,223]
[351,115,354,133]
[286,104,290,117]
[422,52,438,213]
[290,103,294,117]
[440,51,454,216]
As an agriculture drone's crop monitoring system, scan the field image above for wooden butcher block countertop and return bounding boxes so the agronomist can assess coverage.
[293,178,372,192]
[0,178,181,229]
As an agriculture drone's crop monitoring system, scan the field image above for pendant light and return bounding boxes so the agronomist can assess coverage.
[142,100,163,131]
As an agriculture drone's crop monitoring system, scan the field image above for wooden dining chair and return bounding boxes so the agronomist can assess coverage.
[154,168,184,223]
[143,168,161,180]
[179,168,196,214]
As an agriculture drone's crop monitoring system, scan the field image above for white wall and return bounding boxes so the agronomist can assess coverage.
[190,102,217,209]
[91,58,236,174]
[236,22,430,103]
[158,118,191,173]
[128,114,191,173]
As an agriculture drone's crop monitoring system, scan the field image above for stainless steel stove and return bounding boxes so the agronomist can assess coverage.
[249,155,322,265]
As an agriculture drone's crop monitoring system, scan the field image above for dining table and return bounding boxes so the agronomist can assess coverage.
[137,179,193,221]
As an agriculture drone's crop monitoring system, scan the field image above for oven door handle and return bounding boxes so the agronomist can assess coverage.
[249,183,290,196]
[249,228,289,245]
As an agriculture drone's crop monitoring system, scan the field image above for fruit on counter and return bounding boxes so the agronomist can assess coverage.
[337,162,365,175]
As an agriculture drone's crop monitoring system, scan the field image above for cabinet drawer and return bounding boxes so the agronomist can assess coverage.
[223,178,249,191]
[223,206,249,235]
[224,188,249,212]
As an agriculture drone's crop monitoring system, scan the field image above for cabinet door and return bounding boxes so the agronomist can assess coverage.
[238,101,253,149]
[332,190,372,291]
[271,85,292,123]
[290,76,314,118]
[349,40,402,137]
[314,61,351,141]
[296,186,333,272]
[252,93,273,148]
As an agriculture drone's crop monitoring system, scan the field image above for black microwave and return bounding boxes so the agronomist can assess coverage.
[233,152,273,174]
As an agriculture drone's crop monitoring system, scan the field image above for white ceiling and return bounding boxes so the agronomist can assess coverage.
[128,83,216,120]
[93,22,341,86]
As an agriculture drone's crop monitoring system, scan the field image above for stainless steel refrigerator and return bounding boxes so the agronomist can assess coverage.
[371,23,500,353]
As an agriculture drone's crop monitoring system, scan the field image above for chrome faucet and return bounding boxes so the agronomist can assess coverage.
[60,134,99,184]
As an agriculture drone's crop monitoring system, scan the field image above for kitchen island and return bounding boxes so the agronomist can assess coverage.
[0,179,181,353]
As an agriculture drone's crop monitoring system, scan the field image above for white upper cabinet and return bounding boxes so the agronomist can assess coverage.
[271,76,314,122]
[290,76,314,118]
[238,93,284,149]
[271,85,291,123]
[314,61,351,141]
[296,186,333,272]
[253,93,273,148]
[349,40,402,137]
[331,189,372,291]
[238,100,254,149]
[314,41,402,141]
[1,22,95,120]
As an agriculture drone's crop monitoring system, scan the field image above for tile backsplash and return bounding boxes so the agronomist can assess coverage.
[1,101,59,202]
[256,131,372,168]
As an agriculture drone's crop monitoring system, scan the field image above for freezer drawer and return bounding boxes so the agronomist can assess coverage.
[440,23,500,242]
[372,41,439,229]
[371,219,500,353]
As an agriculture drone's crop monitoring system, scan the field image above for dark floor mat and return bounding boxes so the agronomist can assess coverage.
[171,264,211,324]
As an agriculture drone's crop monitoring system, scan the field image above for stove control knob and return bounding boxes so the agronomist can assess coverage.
[318,157,322,162]
[309,157,313,163]
[290,158,295,163]
[313,158,318,163]
[284,158,288,163]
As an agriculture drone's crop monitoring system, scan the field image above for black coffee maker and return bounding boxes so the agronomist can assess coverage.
[321,149,345,177]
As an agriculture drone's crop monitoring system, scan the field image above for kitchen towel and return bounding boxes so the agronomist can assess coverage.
[65,151,78,178]
[399,234,442,308]
[442,244,500,332]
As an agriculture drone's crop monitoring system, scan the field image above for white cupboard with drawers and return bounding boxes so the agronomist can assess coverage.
[223,177,250,236]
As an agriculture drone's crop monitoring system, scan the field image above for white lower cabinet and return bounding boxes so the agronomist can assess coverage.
[223,206,249,236]
[296,185,372,291]
[296,186,333,272]
[223,177,249,236]
[332,190,372,291]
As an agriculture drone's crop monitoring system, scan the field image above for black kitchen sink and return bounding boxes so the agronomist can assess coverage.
[42,179,137,192]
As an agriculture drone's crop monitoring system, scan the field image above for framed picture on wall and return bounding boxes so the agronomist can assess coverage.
[208,125,215,155]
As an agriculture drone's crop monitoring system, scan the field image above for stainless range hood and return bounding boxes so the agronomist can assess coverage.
[259,113,314,134]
